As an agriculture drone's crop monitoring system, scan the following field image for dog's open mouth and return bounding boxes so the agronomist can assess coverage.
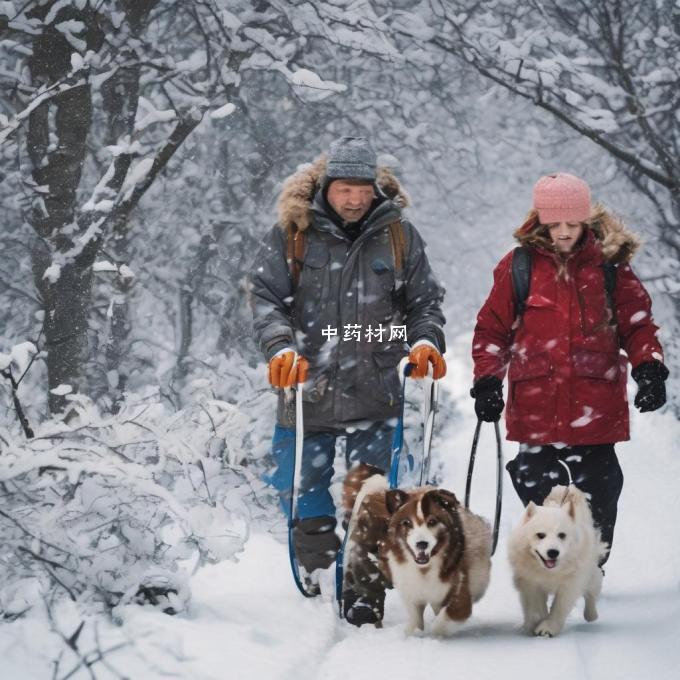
[415,551,430,565]
[536,551,557,569]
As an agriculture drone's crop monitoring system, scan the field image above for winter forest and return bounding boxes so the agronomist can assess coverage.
[1,1,679,678]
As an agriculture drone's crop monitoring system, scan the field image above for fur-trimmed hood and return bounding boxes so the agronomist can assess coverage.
[514,204,642,265]
[276,156,410,232]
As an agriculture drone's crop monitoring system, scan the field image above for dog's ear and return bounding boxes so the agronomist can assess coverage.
[422,489,459,516]
[385,489,410,514]
[524,501,537,522]
[567,496,576,520]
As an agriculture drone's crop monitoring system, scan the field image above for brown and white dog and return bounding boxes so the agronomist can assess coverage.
[343,464,492,636]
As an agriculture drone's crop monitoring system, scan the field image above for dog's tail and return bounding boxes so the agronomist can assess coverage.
[546,484,597,525]
[342,462,387,515]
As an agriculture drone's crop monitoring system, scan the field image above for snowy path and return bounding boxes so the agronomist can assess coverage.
[1,336,679,679]
[112,523,679,680]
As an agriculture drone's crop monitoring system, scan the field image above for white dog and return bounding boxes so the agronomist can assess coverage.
[508,484,607,637]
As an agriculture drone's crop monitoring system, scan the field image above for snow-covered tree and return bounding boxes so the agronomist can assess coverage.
[0,0,393,412]
[388,0,679,317]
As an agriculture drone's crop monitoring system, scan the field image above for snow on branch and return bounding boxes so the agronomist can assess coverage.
[41,105,207,285]
[0,74,88,145]
[0,394,257,621]
[401,1,679,193]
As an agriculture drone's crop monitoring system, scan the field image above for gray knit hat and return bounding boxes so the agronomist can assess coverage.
[326,136,377,181]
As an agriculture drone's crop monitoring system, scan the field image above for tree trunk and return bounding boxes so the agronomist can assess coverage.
[100,60,142,411]
[27,4,102,413]
[171,234,217,406]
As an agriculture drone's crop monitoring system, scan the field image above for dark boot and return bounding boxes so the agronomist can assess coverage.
[292,516,341,572]
[342,588,385,627]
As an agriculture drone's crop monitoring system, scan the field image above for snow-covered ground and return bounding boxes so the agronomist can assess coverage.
[1,335,678,679]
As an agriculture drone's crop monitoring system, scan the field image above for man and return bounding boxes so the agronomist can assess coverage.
[248,136,446,625]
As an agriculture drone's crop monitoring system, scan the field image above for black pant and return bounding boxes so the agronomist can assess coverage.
[506,443,624,565]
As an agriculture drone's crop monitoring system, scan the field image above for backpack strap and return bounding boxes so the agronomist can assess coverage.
[388,220,406,276]
[511,246,532,318]
[287,223,305,288]
[602,261,618,323]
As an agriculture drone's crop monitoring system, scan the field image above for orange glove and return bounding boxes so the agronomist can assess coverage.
[268,351,309,388]
[408,344,447,380]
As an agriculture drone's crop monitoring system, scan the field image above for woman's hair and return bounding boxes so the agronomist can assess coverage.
[513,203,640,264]
[512,208,554,250]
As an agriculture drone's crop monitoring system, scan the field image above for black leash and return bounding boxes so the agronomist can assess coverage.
[465,419,503,556]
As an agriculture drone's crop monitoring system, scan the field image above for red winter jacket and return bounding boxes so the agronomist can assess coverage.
[473,229,663,445]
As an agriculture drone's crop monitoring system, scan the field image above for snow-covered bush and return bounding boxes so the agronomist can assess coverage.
[0,386,273,619]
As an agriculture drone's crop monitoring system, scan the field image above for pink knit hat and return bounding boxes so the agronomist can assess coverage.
[532,173,591,224]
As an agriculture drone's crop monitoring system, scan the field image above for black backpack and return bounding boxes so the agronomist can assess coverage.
[511,246,617,319]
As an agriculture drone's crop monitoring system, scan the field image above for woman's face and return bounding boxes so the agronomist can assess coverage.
[546,221,584,253]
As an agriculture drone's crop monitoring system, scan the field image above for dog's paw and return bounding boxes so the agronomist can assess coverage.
[583,603,598,622]
[430,616,459,638]
[404,623,424,637]
[430,620,450,638]
[533,619,561,638]
[522,620,542,635]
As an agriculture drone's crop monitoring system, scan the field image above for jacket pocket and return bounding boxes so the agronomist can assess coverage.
[576,270,611,336]
[371,349,406,406]
[572,350,620,382]
[524,293,556,310]
[370,257,395,289]
[507,352,556,439]
[569,350,626,438]
[519,294,557,334]
[365,257,397,325]
[300,243,330,288]
[298,243,331,336]
[304,243,330,269]
[508,351,552,382]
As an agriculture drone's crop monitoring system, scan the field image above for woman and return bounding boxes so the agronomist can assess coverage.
[471,173,668,564]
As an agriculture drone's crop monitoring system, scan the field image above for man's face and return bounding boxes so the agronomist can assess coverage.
[326,179,375,223]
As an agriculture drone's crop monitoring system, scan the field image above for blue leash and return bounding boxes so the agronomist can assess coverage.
[388,363,414,490]
[335,362,414,616]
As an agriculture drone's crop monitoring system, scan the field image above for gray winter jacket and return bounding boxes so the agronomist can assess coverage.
[248,159,446,430]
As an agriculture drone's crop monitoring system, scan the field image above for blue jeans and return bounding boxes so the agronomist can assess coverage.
[269,422,394,520]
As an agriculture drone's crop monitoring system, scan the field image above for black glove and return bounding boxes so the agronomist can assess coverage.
[631,360,669,413]
[470,375,504,422]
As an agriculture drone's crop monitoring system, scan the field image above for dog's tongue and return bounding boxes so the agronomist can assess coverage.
[544,559,557,569]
